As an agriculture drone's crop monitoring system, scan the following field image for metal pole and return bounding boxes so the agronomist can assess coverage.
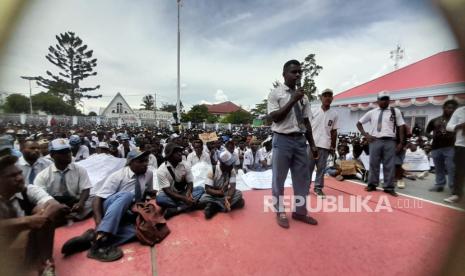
[176,0,181,125]
[28,79,32,114]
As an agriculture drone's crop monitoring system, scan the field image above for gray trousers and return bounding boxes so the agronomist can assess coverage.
[199,190,243,212]
[271,133,310,215]
[368,139,396,190]
[309,147,330,190]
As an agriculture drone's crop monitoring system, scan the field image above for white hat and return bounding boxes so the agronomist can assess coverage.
[377,91,390,99]
[219,151,237,166]
[49,138,71,151]
[98,142,110,149]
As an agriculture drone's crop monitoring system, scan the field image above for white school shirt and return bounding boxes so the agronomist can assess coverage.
[7,185,54,217]
[34,163,92,198]
[74,145,90,161]
[358,107,405,138]
[186,151,211,168]
[16,156,53,185]
[311,107,338,149]
[446,106,465,147]
[96,166,153,199]
[156,161,194,191]
[267,83,312,134]
[243,149,264,170]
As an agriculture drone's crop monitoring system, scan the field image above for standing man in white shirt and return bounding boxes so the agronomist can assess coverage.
[356,91,405,196]
[308,89,338,198]
[267,59,319,229]
[17,140,53,185]
[445,106,465,203]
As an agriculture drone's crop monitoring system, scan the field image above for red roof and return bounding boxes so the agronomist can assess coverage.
[205,101,241,114]
[335,49,465,100]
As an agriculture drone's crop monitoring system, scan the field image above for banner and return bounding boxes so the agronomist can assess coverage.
[198,132,218,143]
[402,150,430,171]
[72,116,78,125]
[20,114,26,124]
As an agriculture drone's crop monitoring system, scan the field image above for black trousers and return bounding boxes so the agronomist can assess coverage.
[453,146,465,197]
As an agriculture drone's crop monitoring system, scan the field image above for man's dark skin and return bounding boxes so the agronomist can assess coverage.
[426,102,457,140]
[192,140,203,159]
[356,97,405,153]
[268,63,319,159]
[320,93,337,154]
[0,160,68,233]
[92,154,154,227]
[50,149,90,214]
[205,161,236,211]
[22,141,41,166]
[161,149,195,206]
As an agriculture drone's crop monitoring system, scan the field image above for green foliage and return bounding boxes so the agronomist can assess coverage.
[181,104,217,123]
[160,101,184,113]
[141,95,155,110]
[88,111,97,116]
[251,98,268,117]
[31,92,81,115]
[35,31,101,108]
[301,54,323,101]
[3,94,29,113]
[221,109,253,124]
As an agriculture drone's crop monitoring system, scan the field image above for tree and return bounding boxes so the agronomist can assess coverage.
[181,104,216,123]
[222,110,253,124]
[160,101,184,113]
[141,95,155,110]
[3,94,29,113]
[31,92,81,115]
[35,31,101,108]
[251,81,279,118]
[301,54,323,101]
[88,111,97,116]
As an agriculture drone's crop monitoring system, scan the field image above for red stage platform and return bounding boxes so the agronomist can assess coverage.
[53,178,464,276]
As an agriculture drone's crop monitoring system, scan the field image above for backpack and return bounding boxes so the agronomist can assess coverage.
[131,199,170,246]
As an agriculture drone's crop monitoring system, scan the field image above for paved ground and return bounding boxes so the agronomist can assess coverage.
[347,173,464,210]
[54,178,465,276]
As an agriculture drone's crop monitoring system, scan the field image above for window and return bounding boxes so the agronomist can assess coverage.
[116,102,123,113]
[112,110,115,113]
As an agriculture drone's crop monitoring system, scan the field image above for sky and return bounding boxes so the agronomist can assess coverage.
[0,0,457,114]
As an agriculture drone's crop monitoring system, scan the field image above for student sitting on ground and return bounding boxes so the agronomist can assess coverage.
[78,150,155,262]
[34,138,93,221]
[242,138,265,173]
[156,143,205,219]
[199,151,245,219]
[0,155,69,276]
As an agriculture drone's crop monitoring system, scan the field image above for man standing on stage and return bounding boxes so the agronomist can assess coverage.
[356,91,405,197]
[308,89,338,198]
[267,59,319,229]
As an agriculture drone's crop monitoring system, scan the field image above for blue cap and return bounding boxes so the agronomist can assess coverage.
[0,135,14,151]
[69,135,81,145]
[126,150,149,164]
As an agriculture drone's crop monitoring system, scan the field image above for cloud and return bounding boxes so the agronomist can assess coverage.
[214,89,228,102]
[0,0,457,115]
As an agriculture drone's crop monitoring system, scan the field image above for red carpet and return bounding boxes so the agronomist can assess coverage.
[53,178,464,276]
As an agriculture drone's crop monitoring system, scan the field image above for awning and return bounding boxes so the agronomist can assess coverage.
[341,93,465,111]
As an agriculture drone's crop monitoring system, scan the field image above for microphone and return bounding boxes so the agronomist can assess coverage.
[296,78,303,105]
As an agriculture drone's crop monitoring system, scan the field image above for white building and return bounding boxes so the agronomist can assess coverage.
[331,49,465,134]
[0,91,9,105]
[100,92,173,123]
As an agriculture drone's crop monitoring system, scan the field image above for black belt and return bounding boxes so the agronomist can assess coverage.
[377,137,396,141]
[273,131,304,137]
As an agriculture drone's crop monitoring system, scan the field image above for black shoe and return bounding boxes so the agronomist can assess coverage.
[291,213,318,225]
[314,189,326,198]
[204,203,221,219]
[87,244,123,262]
[365,185,377,192]
[61,228,96,256]
[383,189,398,197]
[164,207,180,220]
[231,198,245,209]
[428,186,444,192]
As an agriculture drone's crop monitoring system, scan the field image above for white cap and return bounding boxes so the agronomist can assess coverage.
[377,91,390,99]
[98,142,110,149]
[49,138,71,151]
